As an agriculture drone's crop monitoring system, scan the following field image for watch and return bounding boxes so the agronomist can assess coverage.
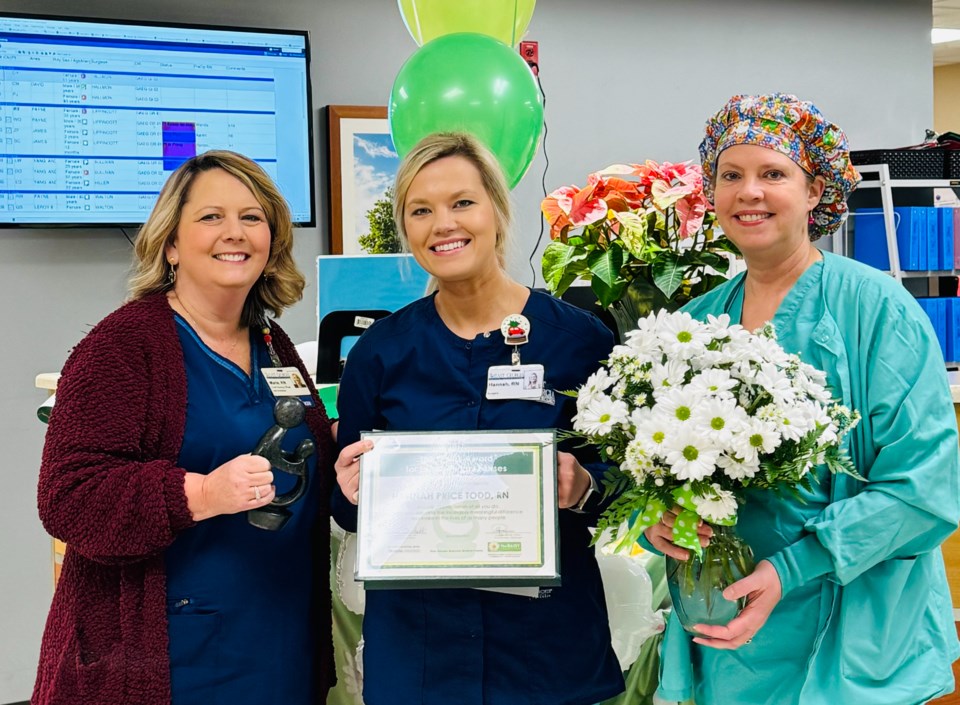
[570,472,600,514]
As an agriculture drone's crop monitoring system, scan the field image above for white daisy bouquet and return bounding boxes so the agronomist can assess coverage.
[573,309,862,557]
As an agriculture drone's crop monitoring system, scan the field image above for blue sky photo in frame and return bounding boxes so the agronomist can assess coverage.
[351,131,400,253]
[329,106,401,255]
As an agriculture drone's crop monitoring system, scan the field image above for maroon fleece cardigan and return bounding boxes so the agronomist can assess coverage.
[33,292,336,705]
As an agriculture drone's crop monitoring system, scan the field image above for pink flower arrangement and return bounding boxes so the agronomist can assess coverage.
[541,161,738,308]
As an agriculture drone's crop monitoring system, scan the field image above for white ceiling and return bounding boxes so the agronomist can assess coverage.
[934,0,960,65]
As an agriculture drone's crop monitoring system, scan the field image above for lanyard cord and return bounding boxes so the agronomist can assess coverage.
[260,322,283,367]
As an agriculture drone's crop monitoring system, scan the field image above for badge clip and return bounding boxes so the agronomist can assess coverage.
[500,314,530,366]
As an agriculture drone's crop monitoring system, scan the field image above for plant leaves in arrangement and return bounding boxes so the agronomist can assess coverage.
[541,161,740,312]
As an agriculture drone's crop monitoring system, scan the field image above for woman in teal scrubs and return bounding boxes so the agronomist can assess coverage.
[646,94,960,705]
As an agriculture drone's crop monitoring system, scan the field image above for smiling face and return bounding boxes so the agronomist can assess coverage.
[713,144,825,260]
[402,155,501,285]
[165,168,272,296]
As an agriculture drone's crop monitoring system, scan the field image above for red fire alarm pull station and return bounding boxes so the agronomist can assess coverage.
[520,40,539,75]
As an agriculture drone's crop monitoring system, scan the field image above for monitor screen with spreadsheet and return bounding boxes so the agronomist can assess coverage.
[0,13,315,226]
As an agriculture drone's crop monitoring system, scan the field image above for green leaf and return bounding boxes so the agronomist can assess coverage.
[713,237,742,256]
[542,241,586,294]
[613,211,649,259]
[555,272,579,297]
[587,246,626,290]
[695,273,730,294]
[694,252,727,269]
[652,252,684,299]
[591,275,627,308]
[709,255,732,274]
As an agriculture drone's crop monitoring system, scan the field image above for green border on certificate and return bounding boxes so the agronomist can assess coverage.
[355,429,559,589]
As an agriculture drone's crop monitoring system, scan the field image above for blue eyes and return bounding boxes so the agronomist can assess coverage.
[408,200,475,217]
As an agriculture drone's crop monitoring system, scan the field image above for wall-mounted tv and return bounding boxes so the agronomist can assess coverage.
[0,13,315,226]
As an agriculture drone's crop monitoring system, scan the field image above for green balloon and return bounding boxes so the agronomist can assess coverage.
[397,0,536,47]
[389,33,544,189]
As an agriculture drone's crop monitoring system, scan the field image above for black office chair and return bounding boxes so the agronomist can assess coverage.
[315,309,391,384]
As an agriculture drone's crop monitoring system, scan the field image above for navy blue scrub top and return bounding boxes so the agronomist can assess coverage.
[333,290,625,705]
[165,315,321,705]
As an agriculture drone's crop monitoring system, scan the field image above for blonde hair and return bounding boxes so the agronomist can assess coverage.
[393,132,514,272]
[128,150,304,326]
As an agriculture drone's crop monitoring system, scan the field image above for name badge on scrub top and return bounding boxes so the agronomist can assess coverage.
[486,364,544,400]
[261,367,315,406]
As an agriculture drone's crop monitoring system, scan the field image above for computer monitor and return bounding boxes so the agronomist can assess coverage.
[0,12,315,226]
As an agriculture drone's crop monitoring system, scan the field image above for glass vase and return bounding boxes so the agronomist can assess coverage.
[607,276,679,344]
[665,524,755,636]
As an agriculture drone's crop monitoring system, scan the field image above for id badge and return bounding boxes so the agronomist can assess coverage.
[486,364,544,400]
[261,367,313,401]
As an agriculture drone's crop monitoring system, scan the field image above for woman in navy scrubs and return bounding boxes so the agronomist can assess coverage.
[34,151,335,705]
[332,132,625,705]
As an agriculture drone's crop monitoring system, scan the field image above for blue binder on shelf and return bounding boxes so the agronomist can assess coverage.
[927,208,939,271]
[939,208,956,271]
[935,297,948,362]
[919,298,949,362]
[853,207,925,271]
[947,297,960,364]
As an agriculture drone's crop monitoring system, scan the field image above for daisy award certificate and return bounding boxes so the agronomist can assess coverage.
[355,429,559,588]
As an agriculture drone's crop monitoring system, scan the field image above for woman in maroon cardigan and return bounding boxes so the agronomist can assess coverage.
[33,151,336,704]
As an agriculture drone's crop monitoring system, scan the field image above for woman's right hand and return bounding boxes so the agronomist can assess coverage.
[335,438,374,505]
[643,506,713,560]
[185,454,275,522]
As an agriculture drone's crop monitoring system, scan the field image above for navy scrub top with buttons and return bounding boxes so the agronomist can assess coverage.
[165,315,321,705]
[332,290,625,705]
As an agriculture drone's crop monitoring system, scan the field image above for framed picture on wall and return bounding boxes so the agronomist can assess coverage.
[327,105,401,255]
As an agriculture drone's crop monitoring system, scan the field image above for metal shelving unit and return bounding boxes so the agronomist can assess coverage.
[838,164,960,369]
[848,163,960,282]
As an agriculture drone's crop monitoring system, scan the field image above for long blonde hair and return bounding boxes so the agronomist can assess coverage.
[393,132,514,273]
[129,150,304,326]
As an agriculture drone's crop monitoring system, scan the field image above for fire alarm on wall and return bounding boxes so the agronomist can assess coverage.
[519,40,539,75]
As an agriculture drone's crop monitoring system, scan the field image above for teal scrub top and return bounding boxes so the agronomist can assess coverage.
[658,252,960,705]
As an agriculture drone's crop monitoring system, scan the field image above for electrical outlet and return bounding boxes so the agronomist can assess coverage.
[520,40,539,75]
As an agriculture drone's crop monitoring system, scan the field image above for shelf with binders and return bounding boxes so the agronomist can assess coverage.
[840,163,960,366]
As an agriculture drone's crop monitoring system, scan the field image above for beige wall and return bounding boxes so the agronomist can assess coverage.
[935,64,960,133]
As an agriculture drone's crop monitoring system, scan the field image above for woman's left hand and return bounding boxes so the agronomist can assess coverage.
[557,451,592,509]
[691,559,782,649]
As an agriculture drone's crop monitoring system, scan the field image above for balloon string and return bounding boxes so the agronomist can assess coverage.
[511,0,518,46]
[528,72,549,287]
[410,0,423,44]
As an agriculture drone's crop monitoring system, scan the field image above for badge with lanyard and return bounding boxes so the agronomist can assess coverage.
[258,323,315,407]
[485,314,546,401]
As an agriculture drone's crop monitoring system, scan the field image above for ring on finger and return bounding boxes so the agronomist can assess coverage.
[744,638,753,645]
[254,485,262,501]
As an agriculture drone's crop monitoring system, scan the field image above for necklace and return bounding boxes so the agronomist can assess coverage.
[172,290,244,357]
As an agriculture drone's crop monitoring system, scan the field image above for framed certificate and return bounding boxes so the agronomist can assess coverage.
[355,429,559,588]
